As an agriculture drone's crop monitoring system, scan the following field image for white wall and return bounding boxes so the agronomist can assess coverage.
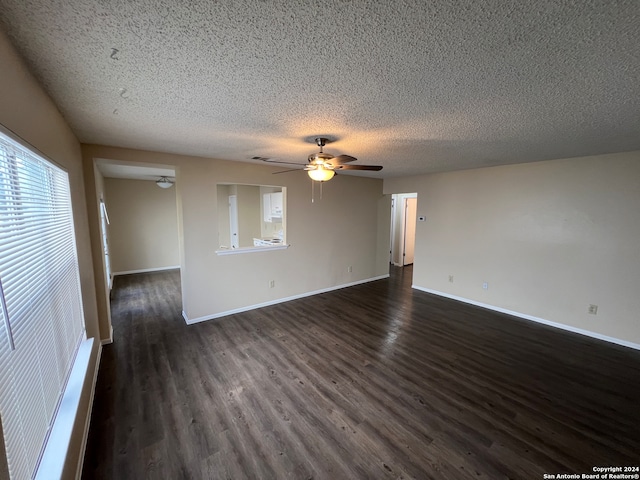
[83,145,390,323]
[384,151,640,346]
[104,178,179,273]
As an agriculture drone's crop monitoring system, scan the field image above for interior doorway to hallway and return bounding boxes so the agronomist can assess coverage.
[390,193,418,267]
[95,159,182,342]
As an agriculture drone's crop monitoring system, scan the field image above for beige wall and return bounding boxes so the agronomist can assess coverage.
[104,178,179,273]
[0,27,100,479]
[217,184,231,248]
[82,144,389,324]
[376,195,393,271]
[236,184,262,248]
[384,151,640,346]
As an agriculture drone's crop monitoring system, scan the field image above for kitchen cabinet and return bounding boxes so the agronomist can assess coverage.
[263,192,283,222]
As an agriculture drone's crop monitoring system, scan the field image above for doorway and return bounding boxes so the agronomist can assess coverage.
[390,193,418,267]
[95,159,182,342]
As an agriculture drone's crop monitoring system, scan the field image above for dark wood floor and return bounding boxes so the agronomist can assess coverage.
[82,267,640,479]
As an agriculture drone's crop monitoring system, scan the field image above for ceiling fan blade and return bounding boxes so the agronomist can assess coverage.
[261,158,307,166]
[330,155,357,165]
[334,164,383,171]
[272,168,304,174]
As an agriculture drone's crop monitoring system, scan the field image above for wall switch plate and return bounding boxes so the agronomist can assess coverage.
[482,282,488,290]
[348,266,353,273]
[448,275,454,283]
[269,280,275,288]
[588,304,598,315]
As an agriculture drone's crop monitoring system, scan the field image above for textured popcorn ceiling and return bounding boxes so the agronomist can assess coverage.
[0,0,639,177]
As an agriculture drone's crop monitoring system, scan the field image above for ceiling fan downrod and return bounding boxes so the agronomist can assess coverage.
[315,137,328,153]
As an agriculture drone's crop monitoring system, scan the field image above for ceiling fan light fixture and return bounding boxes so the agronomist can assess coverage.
[156,176,174,188]
[308,167,335,182]
[263,135,381,185]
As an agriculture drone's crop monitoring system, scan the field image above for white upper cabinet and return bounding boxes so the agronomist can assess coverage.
[263,192,283,222]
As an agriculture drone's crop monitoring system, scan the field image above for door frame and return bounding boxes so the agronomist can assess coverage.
[402,197,417,266]
[389,193,418,267]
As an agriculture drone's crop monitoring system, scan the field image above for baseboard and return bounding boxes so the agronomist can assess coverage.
[412,285,640,351]
[75,342,102,479]
[184,274,390,325]
[112,265,180,276]
[100,326,113,345]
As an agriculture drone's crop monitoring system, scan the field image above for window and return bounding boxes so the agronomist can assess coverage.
[0,130,85,479]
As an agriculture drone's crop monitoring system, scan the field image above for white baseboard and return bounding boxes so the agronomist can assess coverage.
[113,265,180,276]
[100,326,113,345]
[412,285,640,351]
[183,274,390,325]
[75,341,102,479]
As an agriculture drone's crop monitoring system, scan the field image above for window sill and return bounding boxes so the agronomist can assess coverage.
[35,337,94,480]
[215,244,290,255]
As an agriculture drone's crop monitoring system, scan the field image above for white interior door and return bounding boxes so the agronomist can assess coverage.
[229,195,239,249]
[403,197,417,265]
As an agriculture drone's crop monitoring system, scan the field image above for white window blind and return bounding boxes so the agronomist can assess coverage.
[0,130,85,480]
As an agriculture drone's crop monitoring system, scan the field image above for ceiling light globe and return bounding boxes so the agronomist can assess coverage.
[308,168,335,182]
[156,176,174,188]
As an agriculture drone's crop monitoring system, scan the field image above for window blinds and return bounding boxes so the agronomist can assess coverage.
[0,130,85,479]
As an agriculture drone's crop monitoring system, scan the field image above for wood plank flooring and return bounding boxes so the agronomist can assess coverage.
[82,267,640,479]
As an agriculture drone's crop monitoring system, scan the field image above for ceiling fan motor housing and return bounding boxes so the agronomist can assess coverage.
[308,152,334,165]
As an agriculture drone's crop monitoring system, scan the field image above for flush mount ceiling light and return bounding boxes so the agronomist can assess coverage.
[156,176,174,188]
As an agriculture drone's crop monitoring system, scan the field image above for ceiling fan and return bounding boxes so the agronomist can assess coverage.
[261,137,382,182]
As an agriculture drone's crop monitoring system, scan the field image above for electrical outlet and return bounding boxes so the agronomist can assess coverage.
[482,282,488,290]
[348,265,353,273]
[448,275,454,283]
[588,304,598,315]
[269,280,275,288]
